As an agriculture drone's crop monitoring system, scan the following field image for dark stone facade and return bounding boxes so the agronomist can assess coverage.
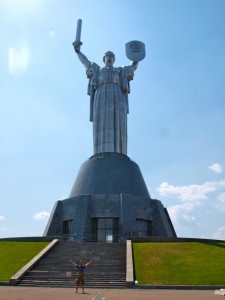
[44,153,176,241]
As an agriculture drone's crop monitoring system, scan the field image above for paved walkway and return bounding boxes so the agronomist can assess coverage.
[0,287,222,300]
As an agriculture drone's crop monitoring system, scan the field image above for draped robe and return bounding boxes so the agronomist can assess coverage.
[77,51,137,155]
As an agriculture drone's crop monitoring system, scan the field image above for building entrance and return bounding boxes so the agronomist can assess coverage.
[92,218,119,242]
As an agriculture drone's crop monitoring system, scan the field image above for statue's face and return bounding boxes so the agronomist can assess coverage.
[103,51,115,65]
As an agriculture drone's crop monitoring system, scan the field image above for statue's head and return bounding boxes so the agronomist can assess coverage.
[103,51,115,66]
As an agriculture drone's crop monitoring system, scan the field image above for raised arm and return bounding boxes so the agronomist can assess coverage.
[85,258,93,267]
[72,41,91,70]
[130,60,138,72]
[69,259,77,266]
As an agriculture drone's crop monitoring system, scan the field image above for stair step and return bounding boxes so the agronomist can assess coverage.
[17,242,127,288]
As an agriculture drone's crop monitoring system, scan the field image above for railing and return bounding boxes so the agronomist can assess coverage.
[45,232,152,243]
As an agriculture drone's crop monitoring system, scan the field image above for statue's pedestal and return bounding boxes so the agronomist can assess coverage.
[44,153,176,241]
[69,153,150,198]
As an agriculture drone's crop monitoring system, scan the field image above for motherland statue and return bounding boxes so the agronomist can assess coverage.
[73,19,145,156]
[44,20,176,241]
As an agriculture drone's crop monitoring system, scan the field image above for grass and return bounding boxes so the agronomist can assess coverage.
[0,241,49,281]
[133,242,225,285]
[1,240,225,285]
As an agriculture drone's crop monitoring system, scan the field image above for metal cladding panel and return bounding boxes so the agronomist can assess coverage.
[69,154,151,198]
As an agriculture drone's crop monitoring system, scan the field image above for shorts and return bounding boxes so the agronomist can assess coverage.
[76,273,85,286]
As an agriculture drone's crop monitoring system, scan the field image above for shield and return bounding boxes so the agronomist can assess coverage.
[125,40,146,62]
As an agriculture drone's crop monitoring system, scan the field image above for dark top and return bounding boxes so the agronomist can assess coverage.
[77,265,86,273]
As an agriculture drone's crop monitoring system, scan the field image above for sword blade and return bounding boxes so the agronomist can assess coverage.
[75,19,82,42]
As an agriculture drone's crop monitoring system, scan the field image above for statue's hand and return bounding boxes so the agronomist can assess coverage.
[131,60,138,71]
[73,41,82,53]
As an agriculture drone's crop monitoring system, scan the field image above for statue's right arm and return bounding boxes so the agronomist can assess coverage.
[73,42,91,70]
[76,51,92,70]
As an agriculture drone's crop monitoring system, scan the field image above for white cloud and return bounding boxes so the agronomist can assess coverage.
[33,211,50,221]
[8,44,30,74]
[217,193,225,202]
[168,203,197,226]
[157,180,225,201]
[208,163,223,173]
[182,214,196,223]
[212,226,225,240]
[0,215,5,221]
[215,193,225,212]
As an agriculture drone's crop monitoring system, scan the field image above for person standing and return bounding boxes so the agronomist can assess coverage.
[69,258,92,293]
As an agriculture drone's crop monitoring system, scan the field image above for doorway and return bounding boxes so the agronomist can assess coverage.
[92,218,119,242]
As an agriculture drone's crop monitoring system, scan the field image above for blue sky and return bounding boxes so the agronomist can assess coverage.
[1,0,225,240]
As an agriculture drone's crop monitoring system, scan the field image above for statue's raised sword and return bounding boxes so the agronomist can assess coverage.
[74,19,82,47]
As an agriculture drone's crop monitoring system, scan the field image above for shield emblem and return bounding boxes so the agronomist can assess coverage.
[125,40,146,62]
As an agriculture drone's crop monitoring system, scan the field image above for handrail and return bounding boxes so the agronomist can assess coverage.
[10,239,59,285]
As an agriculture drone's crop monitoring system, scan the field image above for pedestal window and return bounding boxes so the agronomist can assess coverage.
[136,219,152,237]
[92,218,119,242]
[62,219,73,239]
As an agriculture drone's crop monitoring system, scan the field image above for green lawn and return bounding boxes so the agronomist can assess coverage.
[0,241,49,281]
[133,242,225,285]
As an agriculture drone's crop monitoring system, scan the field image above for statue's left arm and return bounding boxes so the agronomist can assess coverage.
[121,61,138,95]
[120,61,138,114]
[130,60,138,72]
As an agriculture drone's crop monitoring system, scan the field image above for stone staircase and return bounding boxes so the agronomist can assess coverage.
[18,242,127,288]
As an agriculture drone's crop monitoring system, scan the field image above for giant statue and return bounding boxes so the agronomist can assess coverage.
[44,20,176,243]
[73,19,145,155]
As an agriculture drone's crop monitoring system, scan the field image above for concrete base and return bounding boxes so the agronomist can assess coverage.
[44,153,176,240]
